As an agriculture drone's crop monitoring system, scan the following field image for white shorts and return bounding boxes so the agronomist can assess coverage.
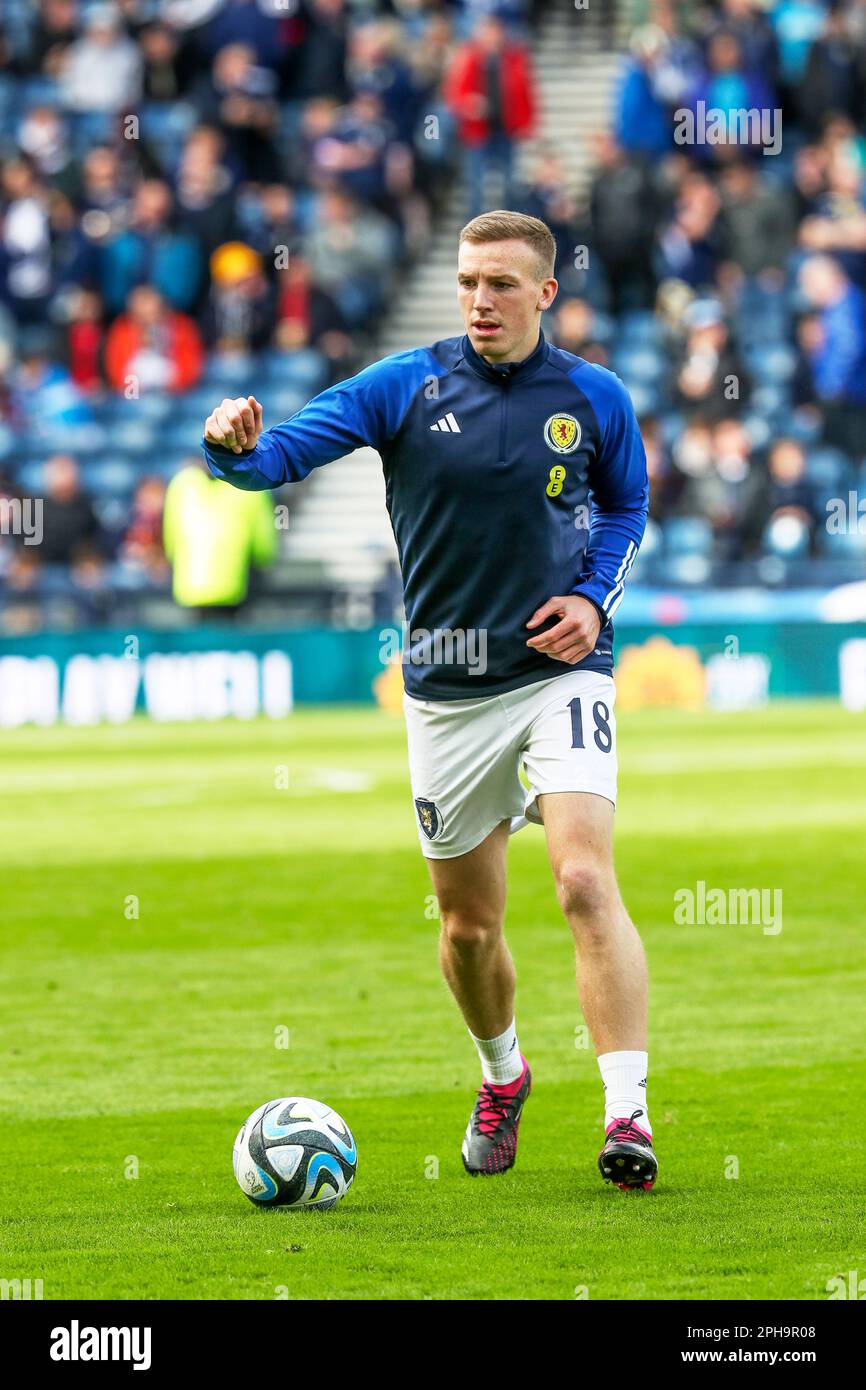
[403,670,617,859]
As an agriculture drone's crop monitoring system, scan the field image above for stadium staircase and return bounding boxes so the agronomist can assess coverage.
[277,2,629,622]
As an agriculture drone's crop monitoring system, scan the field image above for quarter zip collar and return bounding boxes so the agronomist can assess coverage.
[461,328,549,384]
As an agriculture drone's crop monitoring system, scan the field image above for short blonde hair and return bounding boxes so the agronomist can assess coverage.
[458,210,556,281]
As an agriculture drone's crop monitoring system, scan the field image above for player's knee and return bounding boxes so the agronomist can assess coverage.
[554,857,613,926]
[439,905,501,948]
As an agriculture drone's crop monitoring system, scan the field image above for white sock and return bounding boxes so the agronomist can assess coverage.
[469,1019,524,1085]
[598,1050,651,1134]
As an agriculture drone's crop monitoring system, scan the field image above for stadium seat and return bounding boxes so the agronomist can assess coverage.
[784,411,824,445]
[627,517,662,581]
[138,101,198,165]
[663,553,712,585]
[743,413,772,450]
[761,514,810,559]
[617,310,662,347]
[152,449,202,479]
[663,516,713,556]
[816,515,866,558]
[622,382,660,417]
[92,496,131,534]
[20,75,60,111]
[16,461,47,493]
[611,345,667,387]
[94,394,172,429]
[744,342,797,385]
[750,384,791,420]
[659,412,684,448]
[265,389,307,422]
[103,419,159,457]
[806,447,850,490]
[201,355,261,393]
[80,459,138,496]
[261,350,329,395]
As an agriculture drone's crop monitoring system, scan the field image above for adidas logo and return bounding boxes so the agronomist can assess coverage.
[430,413,461,433]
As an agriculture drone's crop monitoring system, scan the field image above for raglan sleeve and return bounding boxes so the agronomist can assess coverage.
[200,352,426,491]
[571,370,649,625]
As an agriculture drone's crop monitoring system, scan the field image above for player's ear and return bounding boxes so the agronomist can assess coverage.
[539,277,558,311]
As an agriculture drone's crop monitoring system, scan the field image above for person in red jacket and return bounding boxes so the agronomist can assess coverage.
[104,283,204,394]
[444,16,538,220]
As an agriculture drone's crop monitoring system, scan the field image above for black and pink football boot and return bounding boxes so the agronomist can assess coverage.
[461,1058,532,1175]
[598,1108,658,1191]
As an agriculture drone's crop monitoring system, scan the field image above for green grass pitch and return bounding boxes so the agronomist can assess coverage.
[1,700,864,1301]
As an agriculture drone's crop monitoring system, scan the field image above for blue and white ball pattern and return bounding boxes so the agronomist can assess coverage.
[232,1097,357,1209]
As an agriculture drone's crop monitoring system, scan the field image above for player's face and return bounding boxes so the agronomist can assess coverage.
[457,239,557,363]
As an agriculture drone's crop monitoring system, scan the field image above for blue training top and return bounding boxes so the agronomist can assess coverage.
[201,329,649,700]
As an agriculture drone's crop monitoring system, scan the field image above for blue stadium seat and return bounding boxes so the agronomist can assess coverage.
[663,553,712,585]
[617,310,661,347]
[136,393,173,424]
[750,384,791,420]
[621,382,660,418]
[105,419,159,457]
[94,394,171,428]
[659,412,684,448]
[22,423,107,458]
[611,345,667,387]
[806,447,850,490]
[266,388,306,421]
[628,517,662,581]
[639,517,663,556]
[586,310,617,345]
[816,518,866,558]
[744,342,797,384]
[0,75,19,139]
[20,76,60,111]
[177,385,222,417]
[784,410,823,445]
[92,496,130,533]
[762,514,810,559]
[150,449,201,479]
[742,413,772,451]
[16,461,47,493]
[138,101,197,165]
[80,459,138,497]
[201,355,261,392]
[732,282,791,345]
[664,516,713,556]
[261,349,329,395]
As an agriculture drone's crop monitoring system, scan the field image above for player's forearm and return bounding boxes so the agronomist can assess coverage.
[200,433,288,491]
[572,505,647,623]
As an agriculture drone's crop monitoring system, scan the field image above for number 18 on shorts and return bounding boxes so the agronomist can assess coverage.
[403,670,618,859]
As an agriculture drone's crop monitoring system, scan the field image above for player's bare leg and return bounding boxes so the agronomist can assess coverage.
[429,819,512,1038]
[426,820,532,1174]
[538,791,657,1189]
[538,791,645,1049]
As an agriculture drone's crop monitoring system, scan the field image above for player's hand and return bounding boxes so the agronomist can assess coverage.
[525,594,602,665]
[203,395,264,455]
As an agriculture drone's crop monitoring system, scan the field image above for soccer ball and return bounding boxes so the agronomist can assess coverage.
[232,1096,357,1209]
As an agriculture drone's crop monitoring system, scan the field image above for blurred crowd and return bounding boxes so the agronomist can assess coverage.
[0,0,558,626]
[1,0,865,630]
[533,0,866,582]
